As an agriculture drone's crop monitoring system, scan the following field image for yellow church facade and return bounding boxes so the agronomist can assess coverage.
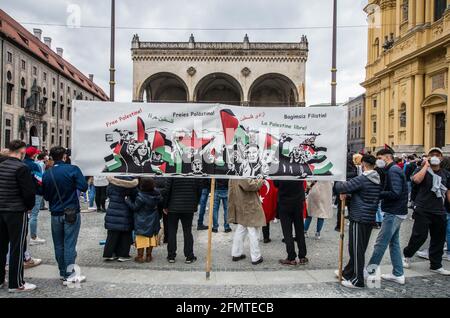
[362,0,450,154]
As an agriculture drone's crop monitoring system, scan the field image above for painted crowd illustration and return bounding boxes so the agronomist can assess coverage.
[102,109,334,179]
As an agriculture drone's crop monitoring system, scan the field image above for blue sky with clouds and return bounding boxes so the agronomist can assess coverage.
[3,0,369,105]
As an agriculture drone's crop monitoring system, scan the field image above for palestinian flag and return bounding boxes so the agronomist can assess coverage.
[264,133,278,150]
[151,162,167,174]
[307,146,333,175]
[136,117,147,143]
[104,154,122,172]
[177,130,212,149]
[233,125,249,145]
[152,131,173,165]
[220,109,239,145]
[110,141,122,155]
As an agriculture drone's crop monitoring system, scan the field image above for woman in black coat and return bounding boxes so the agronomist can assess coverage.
[126,178,161,263]
[103,176,138,261]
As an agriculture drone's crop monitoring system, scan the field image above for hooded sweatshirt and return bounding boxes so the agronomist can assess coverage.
[334,169,382,224]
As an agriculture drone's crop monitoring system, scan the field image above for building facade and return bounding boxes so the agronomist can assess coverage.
[0,9,108,150]
[343,94,366,153]
[362,0,450,154]
[131,34,308,106]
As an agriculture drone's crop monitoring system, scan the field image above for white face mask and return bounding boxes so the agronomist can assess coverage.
[429,156,441,166]
[376,159,386,169]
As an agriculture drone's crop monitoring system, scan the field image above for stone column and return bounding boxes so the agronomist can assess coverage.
[444,48,450,151]
[393,82,400,145]
[365,96,372,148]
[408,0,416,29]
[413,74,424,146]
[425,0,433,24]
[415,0,425,25]
[396,0,401,37]
[379,89,386,146]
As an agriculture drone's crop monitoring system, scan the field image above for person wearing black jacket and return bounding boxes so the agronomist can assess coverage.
[335,154,381,288]
[274,180,308,266]
[335,153,358,231]
[0,140,37,292]
[163,178,202,263]
[154,177,168,243]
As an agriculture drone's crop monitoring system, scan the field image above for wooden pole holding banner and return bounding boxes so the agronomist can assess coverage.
[338,197,346,282]
[206,178,216,280]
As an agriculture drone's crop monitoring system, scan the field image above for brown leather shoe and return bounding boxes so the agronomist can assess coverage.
[279,259,297,266]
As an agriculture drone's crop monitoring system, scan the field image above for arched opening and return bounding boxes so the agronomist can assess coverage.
[29,126,38,146]
[248,73,298,107]
[139,72,188,102]
[194,73,243,105]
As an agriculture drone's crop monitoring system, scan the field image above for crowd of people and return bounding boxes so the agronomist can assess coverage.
[0,139,449,293]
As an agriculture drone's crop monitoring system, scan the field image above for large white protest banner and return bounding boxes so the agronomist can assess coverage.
[72,101,348,180]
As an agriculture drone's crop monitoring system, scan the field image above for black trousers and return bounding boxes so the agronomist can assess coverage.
[279,202,306,260]
[103,230,133,258]
[343,221,373,287]
[167,213,194,259]
[0,212,28,289]
[403,209,447,270]
[262,223,270,240]
[95,186,107,210]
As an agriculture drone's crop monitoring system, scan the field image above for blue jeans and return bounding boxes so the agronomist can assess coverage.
[213,189,230,230]
[376,205,384,223]
[197,188,209,226]
[88,184,96,208]
[29,195,43,238]
[368,212,404,277]
[51,214,81,278]
[304,217,324,233]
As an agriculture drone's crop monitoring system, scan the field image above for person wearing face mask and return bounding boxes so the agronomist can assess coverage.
[366,149,409,285]
[402,148,450,276]
[0,140,37,292]
[334,154,381,288]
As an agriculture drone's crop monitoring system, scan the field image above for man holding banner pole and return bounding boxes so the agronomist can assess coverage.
[334,154,381,288]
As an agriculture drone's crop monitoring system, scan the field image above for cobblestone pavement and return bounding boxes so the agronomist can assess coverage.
[1,203,449,298]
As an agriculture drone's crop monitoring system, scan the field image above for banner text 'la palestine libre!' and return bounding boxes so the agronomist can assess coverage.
[73,102,347,181]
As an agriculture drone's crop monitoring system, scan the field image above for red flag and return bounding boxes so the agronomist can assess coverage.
[220,109,239,145]
[264,134,277,149]
[178,130,212,149]
[152,131,165,151]
[137,117,146,143]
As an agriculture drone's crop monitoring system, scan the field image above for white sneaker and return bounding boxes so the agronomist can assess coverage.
[315,232,321,240]
[29,237,46,245]
[381,273,405,285]
[341,280,361,289]
[402,257,411,269]
[273,218,279,224]
[430,267,450,276]
[118,257,131,262]
[8,282,37,293]
[63,275,86,286]
[416,250,429,260]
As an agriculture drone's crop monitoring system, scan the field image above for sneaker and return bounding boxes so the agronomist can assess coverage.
[416,250,429,260]
[232,255,246,262]
[224,228,232,233]
[381,273,405,285]
[340,280,361,289]
[211,228,218,233]
[104,257,118,261]
[252,257,263,265]
[8,282,37,293]
[63,275,86,286]
[185,256,197,264]
[117,257,131,262]
[298,257,309,265]
[167,257,175,263]
[24,258,42,269]
[273,218,279,224]
[197,224,208,231]
[315,232,321,240]
[402,257,411,269]
[430,267,450,276]
[29,237,46,245]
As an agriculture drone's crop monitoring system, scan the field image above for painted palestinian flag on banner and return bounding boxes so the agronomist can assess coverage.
[151,131,173,165]
[104,153,122,172]
[220,109,249,146]
[306,146,333,175]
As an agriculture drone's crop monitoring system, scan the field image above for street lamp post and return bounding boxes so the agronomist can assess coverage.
[110,0,115,101]
[331,0,337,106]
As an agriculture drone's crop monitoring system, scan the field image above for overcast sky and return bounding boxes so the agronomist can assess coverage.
[3,0,369,105]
